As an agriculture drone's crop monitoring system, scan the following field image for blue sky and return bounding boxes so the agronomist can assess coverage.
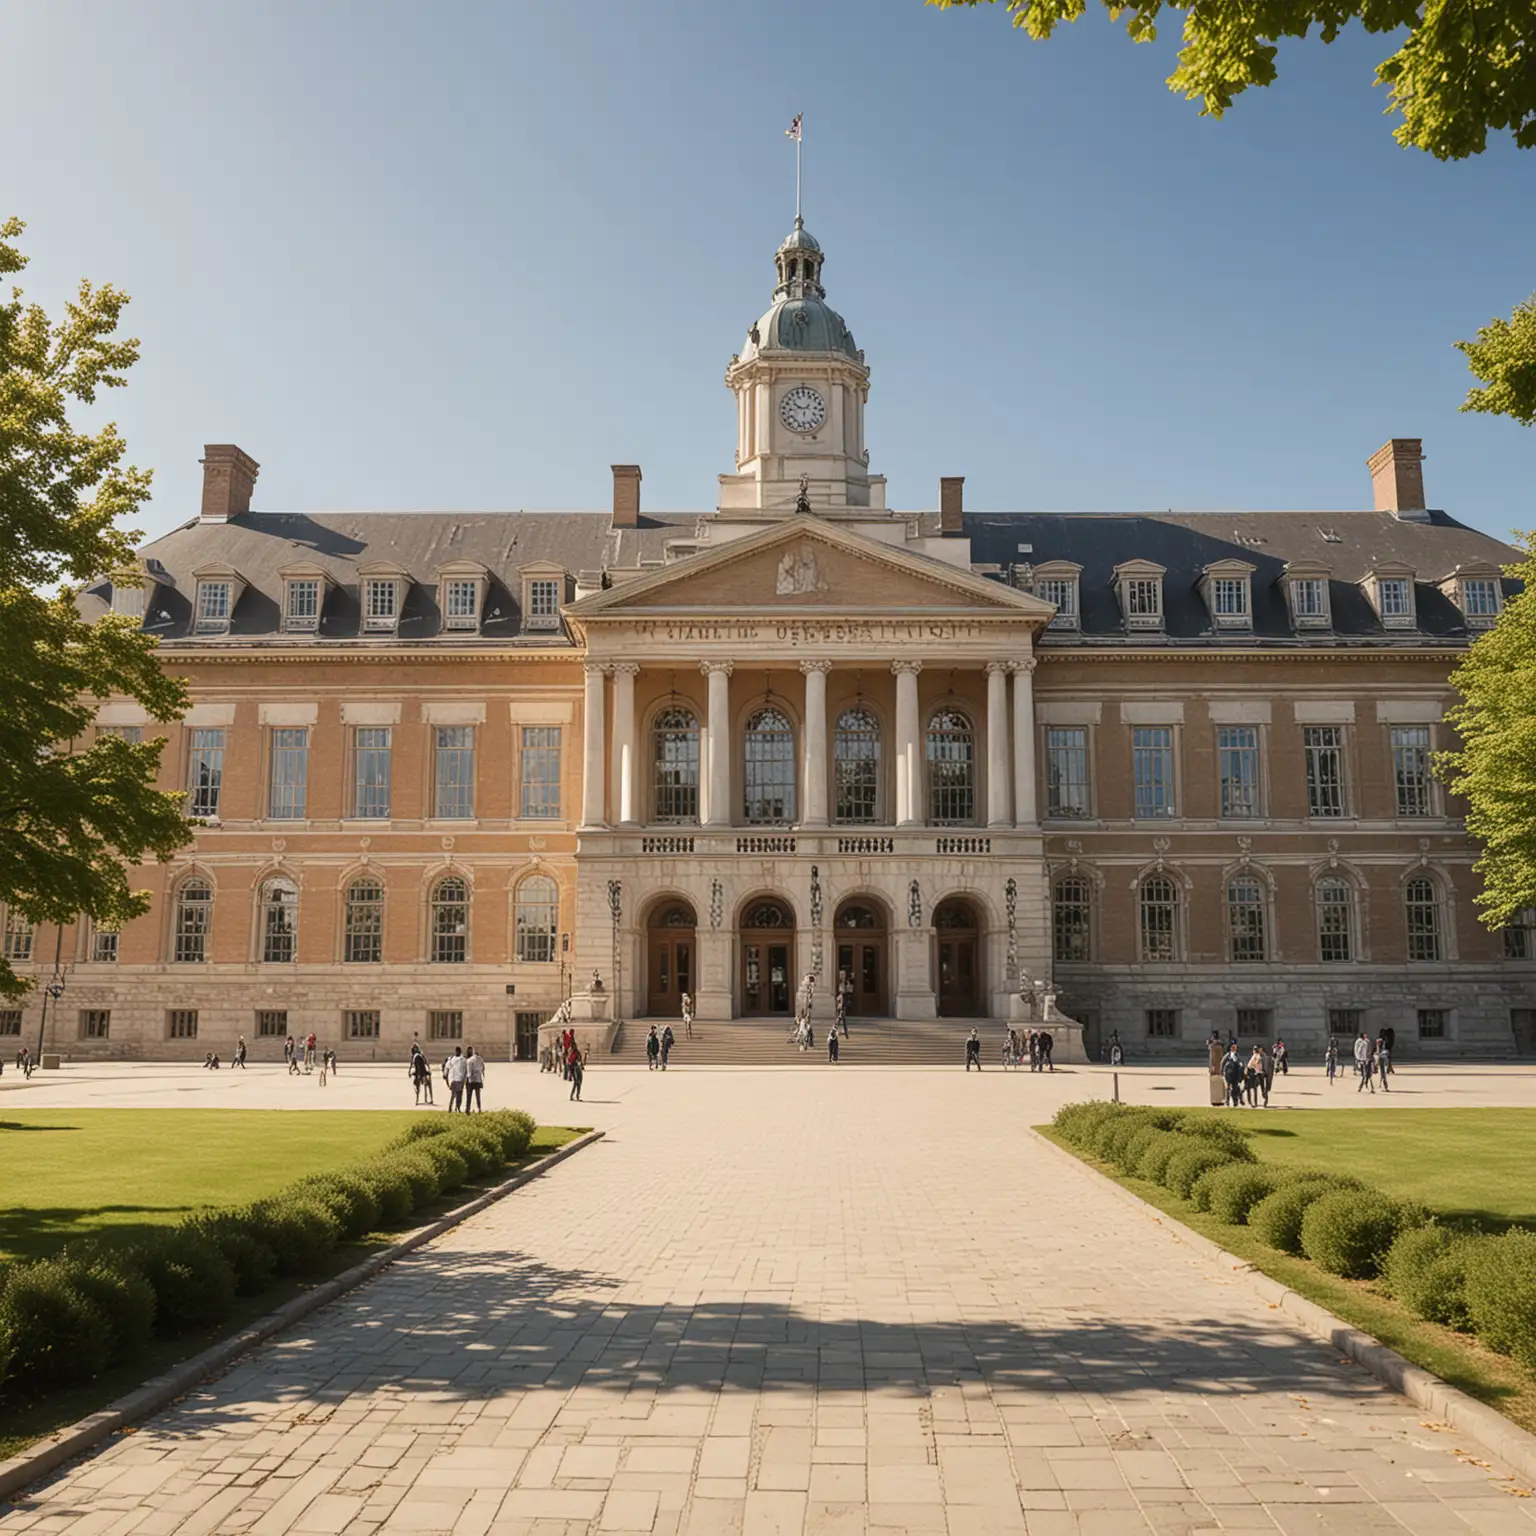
[4,0,1532,540]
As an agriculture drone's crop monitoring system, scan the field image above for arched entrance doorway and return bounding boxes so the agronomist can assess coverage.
[740,898,795,1017]
[934,897,982,1017]
[646,900,696,1018]
[834,898,888,1016]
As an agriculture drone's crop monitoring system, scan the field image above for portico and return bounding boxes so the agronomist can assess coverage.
[567,517,1054,1024]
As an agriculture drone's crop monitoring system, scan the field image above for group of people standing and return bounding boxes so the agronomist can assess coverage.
[1329,1028,1394,1091]
[1212,1034,1289,1108]
[407,1039,486,1111]
[1005,1026,1054,1071]
[554,1028,584,1100]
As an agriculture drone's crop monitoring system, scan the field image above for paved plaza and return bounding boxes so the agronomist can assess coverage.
[4,1063,1536,1534]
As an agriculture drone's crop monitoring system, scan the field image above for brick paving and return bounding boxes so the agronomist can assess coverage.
[3,1068,1535,1534]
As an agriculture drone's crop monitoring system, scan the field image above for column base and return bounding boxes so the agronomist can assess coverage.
[895,990,938,1021]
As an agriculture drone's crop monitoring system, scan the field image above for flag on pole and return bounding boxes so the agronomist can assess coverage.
[785,113,802,142]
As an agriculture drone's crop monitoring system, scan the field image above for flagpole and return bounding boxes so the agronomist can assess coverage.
[796,114,802,221]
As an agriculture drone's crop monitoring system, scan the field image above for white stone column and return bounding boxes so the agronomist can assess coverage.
[701,661,734,828]
[581,662,608,829]
[1012,657,1038,826]
[986,661,1012,829]
[610,662,639,826]
[892,660,923,827]
[800,659,832,828]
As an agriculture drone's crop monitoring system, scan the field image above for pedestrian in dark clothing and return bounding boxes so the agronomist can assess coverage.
[1381,1025,1396,1073]
[827,1025,840,1064]
[965,1029,982,1070]
[1274,1038,1288,1075]
[1221,1047,1244,1107]
[646,1026,660,1070]
[660,1024,674,1071]
[234,1036,247,1069]
[1039,1030,1054,1072]
[569,1052,584,1101]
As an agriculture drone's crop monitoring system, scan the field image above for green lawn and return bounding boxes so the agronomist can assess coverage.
[1218,1107,1536,1230]
[1,1109,491,1262]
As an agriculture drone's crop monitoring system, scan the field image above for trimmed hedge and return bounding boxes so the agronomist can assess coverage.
[1249,1175,1346,1255]
[0,1105,543,1399]
[1135,1130,1188,1184]
[1464,1229,1536,1372]
[1382,1225,1474,1329]
[1192,1164,1285,1223]
[1300,1190,1423,1279]
[1165,1143,1238,1200]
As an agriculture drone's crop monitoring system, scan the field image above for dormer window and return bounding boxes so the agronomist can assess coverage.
[1363,564,1417,630]
[364,579,399,629]
[190,563,246,635]
[1113,561,1166,633]
[111,579,145,621]
[1199,560,1255,631]
[435,562,490,633]
[519,564,568,634]
[1029,561,1081,631]
[285,579,320,631]
[1288,577,1329,627]
[1439,564,1503,630]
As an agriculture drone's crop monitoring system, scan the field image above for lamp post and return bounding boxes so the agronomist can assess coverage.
[34,924,66,1068]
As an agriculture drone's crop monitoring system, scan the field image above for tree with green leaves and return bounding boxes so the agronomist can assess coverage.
[0,216,191,1001]
[932,0,1536,426]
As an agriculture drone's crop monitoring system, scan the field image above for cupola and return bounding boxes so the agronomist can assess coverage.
[773,218,826,300]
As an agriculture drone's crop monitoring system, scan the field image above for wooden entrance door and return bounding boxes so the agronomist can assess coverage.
[646,902,696,1018]
[834,901,887,1015]
[740,899,795,1016]
[934,898,981,1017]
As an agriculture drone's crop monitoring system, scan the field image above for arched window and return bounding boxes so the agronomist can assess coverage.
[430,877,469,964]
[1405,877,1444,962]
[1227,876,1267,962]
[926,709,975,825]
[515,875,558,963]
[834,708,880,823]
[173,879,212,964]
[344,877,384,964]
[1316,877,1355,963]
[743,708,795,824]
[1,908,33,964]
[1138,875,1179,962]
[260,878,299,963]
[1053,877,1092,963]
[742,900,794,929]
[653,707,700,824]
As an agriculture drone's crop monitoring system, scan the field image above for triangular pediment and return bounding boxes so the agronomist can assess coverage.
[568,518,1054,621]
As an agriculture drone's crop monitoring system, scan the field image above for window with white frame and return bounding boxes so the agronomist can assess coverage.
[344,878,384,963]
[195,580,232,633]
[1138,875,1179,961]
[1045,727,1091,819]
[524,577,561,631]
[352,727,392,819]
[98,724,143,744]
[1288,576,1330,627]
[430,878,469,963]
[172,880,212,963]
[443,578,480,630]
[260,878,299,963]
[1304,727,1347,817]
[1125,578,1161,619]
[268,728,309,819]
[1377,577,1413,622]
[1052,876,1091,962]
[363,578,400,630]
[284,579,320,632]
[1227,875,1268,962]
[1036,576,1078,629]
[1131,727,1176,818]
[1462,577,1500,625]
[1217,727,1262,818]
[1391,726,1433,817]
[519,727,561,819]
[89,925,119,964]
[1317,877,1355,963]
[515,875,558,963]
[1213,578,1250,618]
[1405,876,1444,961]
[2,910,33,963]
[188,728,226,819]
[434,726,475,819]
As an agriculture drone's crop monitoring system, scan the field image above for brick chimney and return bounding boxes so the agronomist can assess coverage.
[199,444,260,523]
[611,464,641,528]
[939,475,965,536]
[1367,439,1428,521]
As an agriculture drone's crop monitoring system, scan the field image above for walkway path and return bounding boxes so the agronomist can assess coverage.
[4,1068,1534,1534]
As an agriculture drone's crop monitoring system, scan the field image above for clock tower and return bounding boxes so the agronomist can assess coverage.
[718,218,884,514]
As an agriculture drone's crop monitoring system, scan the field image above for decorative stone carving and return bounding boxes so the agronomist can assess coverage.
[709,878,723,930]
[1004,877,1018,983]
[907,879,922,928]
[775,545,828,596]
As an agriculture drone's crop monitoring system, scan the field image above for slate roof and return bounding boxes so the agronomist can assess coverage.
[77,504,1519,648]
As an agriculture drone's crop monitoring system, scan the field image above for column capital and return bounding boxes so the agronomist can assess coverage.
[699,660,735,677]
[583,661,611,677]
[890,660,924,677]
[985,660,1012,678]
[799,658,834,675]
[1010,657,1039,675]
[610,661,641,677]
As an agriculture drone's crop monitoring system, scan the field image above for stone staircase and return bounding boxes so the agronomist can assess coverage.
[609,1016,1011,1067]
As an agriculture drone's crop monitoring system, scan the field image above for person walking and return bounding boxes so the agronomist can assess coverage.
[827,1024,840,1064]
[1381,1024,1397,1074]
[965,1028,982,1071]
[660,1023,674,1071]
[305,1032,317,1074]
[465,1046,484,1111]
[1259,1042,1275,1107]
[1274,1038,1288,1076]
[1039,1028,1054,1072]
[646,1025,660,1071]
[680,992,694,1040]
[1108,1030,1124,1067]
[287,1037,301,1077]
[568,1048,584,1101]
[1354,1031,1374,1093]
[409,1043,429,1104]
[834,982,848,1040]
[445,1046,468,1112]
[1222,1044,1244,1107]
[233,1035,247,1069]
[1376,1034,1392,1091]
[1244,1046,1263,1107]
[1325,1037,1339,1084]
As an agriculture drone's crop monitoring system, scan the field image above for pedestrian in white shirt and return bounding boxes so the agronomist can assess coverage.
[445,1046,468,1112]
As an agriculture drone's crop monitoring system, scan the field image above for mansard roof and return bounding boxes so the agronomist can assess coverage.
[74,501,1518,647]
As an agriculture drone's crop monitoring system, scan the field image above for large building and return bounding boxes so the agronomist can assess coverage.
[6,218,1533,1061]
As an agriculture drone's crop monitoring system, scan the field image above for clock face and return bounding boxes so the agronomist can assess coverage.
[780,385,827,434]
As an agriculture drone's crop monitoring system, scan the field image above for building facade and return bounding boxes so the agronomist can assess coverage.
[5,219,1533,1061]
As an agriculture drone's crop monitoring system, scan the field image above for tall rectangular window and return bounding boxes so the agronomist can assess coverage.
[1463,579,1500,619]
[353,727,392,818]
[89,927,119,964]
[0,1011,21,1036]
[433,726,475,819]
[1125,578,1162,618]
[1391,726,1433,817]
[1418,1008,1447,1039]
[1292,578,1327,618]
[1131,727,1176,819]
[195,581,231,633]
[363,579,399,629]
[1045,728,1090,819]
[268,728,309,820]
[1213,578,1249,617]
[188,728,226,818]
[520,727,562,819]
[81,1009,112,1039]
[1378,579,1412,618]
[346,1009,380,1039]
[255,1009,287,1037]
[166,1009,198,1039]
[429,1009,463,1040]
[1037,578,1077,628]
[443,579,479,629]
[285,579,320,630]
[1217,727,1261,818]
[525,578,561,630]
[1304,727,1347,818]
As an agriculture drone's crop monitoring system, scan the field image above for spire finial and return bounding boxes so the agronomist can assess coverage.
[785,113,803,222]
